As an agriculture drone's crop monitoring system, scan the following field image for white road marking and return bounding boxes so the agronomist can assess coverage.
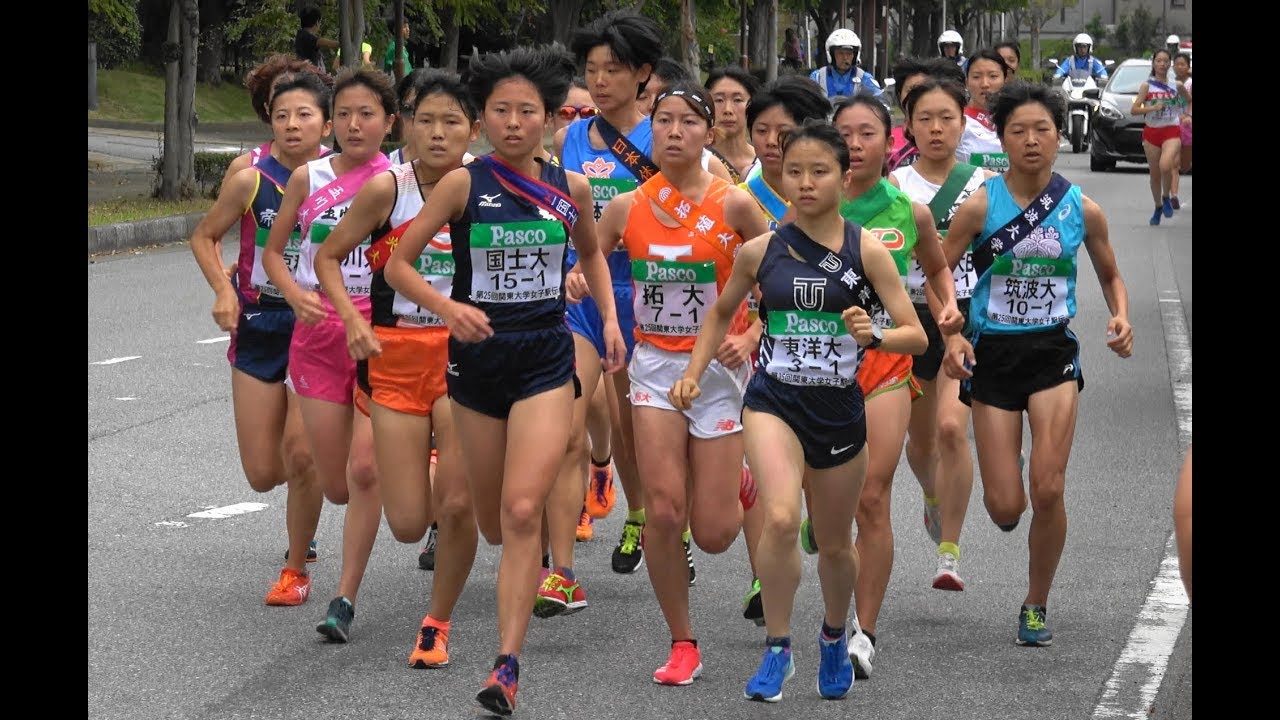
[1091,244,1191,719]
[187,502,269,519]
[155,521,190,528]
[91,356,141,365]
[197,336,231,344]
[115,397,137,401]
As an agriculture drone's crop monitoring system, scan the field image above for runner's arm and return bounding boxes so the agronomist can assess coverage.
[566,172,617,325]
[315,173,395,325]
[910,201,962,334]
[385,167,469,320]
[859,231,927,356]
[1081,195,1132,358]
[190,167,257,331]
[262,165,314,310]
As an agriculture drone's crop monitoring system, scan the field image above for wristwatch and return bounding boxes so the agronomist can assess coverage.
[867,324,883,350]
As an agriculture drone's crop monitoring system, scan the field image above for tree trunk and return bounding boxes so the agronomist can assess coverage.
[161,0,198,200]
[352,0,366,65]
[549,0,586,47]
[766,0,779,81]
[338,0,355,70]
[749,0,769,71]
[441,8,460,73]
[680,0,700,80]
[196,0,223,84]
[1030,23,1041,73]
[393,0,406,80]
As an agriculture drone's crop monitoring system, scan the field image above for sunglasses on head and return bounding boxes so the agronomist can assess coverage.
[558,105,599,121]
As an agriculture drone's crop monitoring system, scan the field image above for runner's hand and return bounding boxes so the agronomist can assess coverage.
[345,317,382,360]
[943,334,975,379]
[443,300,494,344]
[668,376,702,411]
[842,306,874,347]
[287,289,327,326]
[716,333,755,370]
[1106,317,1133,358]
[935,301,965,336]
[601,321,627,375]
[565,271,590,304]
[212,288,240,333]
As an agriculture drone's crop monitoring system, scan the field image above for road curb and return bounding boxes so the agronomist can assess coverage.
[88,212,215,257]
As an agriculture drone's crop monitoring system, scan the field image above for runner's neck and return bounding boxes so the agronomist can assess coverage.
[1003,168,1056,207]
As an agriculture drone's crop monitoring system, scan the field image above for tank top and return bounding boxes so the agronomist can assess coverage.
[562,116,652,286]
[839,179,917,329]
[236,155,294,307]
[449,157,574,332]
[623,177,743,352]
[369,162,454,329]
[755,221,880,388]
[1144,77,1183,128]
[294,154,378,310]
[971,175,1084,335]
[957,108,1009,172]
[891,163,985,304]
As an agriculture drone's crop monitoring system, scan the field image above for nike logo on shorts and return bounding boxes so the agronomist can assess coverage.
[831,443,855,455]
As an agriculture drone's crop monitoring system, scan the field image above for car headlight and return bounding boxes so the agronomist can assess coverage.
[1099,102,1122,120]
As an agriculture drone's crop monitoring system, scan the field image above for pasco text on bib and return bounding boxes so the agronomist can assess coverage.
[589,177,637,222]
[764,310,859,387]
[395,239,453,327]
[251,227,303,297]
[469,220,566,303]
[986,254,1073,327]
[632,260,717,336]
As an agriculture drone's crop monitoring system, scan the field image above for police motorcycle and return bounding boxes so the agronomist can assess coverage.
[1048,60,1114,154]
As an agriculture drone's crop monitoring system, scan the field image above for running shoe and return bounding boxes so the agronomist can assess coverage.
[264,567,311,606]
[932,551,965,591]
[612,519,645,574]
[1170,195,1181,210]
[847,629,875,679]
[1016,605,1053,647]
[1150,208,1162,226]
[817,632,854,699]
[408,617,450,668]
[576,507,594,542]
[533,571,587,618]
[476,656,518,716]
[684,536,697,586]
[923,496,943,546]
[284,538,318,563]
[1162,196,1174,218]
[315,596,355,643]
[585,460,616,519]
[653,640,703,686]
[418,523,437,571]
[744,645,794,702]
[742,578,765,626]
[800,516,818,555]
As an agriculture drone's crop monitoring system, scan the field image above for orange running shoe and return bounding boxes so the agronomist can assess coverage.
[264,567,311,606]
[408,616,451,668]
[576,507,594,542]
[584,460,616,518]
[476,655,519,716]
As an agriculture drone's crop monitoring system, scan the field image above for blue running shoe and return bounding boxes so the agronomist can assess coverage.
[1149,208,1162,226]
[744,645,795,702]
[817,631,854,699]
[1162,196,1174,218]
[1016,604,1053,647]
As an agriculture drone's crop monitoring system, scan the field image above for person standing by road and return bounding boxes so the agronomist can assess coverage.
[294,6,339,71]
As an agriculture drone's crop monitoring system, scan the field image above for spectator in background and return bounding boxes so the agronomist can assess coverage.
[637,57,693,116]
[294,6,339,71]
[784,28,804,71]
[385,19,412,77]
[335,42,374,69]
[994,40,1021,76]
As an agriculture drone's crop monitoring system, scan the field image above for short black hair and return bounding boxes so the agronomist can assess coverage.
[397,69,430,105]
[651,57,693,85]
[990,81,1064,136]
[746,75,831,131]
[925,56,966,84]
[781,119,850,173]
[270,71,334,121]
[299,6,321,27]
[903,76,967,119]
[705,65,761,98]
[994,40,1021,64]
[1173,51,1192,66]
[652,81,714,128]
[333,67,398,116]
[892,57,932,93]
[570,10,664,71]
[966,48,1012,78]
[413,69,478,123]
[467,44,577,115]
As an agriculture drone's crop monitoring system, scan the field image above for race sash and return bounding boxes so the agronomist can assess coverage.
[775,221,861,292]
[743,165,789,226]
[1147,79,1176,95]
[593,116,661,183]
[887,142,919,172]
[972,173,1071,280]
[964,106,995,131]
[250,142,272,164]
[640,174,740,265]
[927,163,981,230]
[841,180,894,226]
[706,145,741,183]
[254,155,293,191]
[297,154,391,238]
[483,154,580,230]
[364,218,414,272]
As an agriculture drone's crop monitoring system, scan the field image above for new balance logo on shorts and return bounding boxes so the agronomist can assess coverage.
[715,419,737,432]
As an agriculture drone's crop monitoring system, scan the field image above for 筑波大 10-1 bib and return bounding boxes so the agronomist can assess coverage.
[250,228,303,298]
[763,310,859,388]
[631,259,717,336]
[468,220,566,303]
[984,254,1074,327]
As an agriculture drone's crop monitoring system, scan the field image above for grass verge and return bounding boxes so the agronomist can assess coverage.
[89,196,214,226]
[89,64,259,124]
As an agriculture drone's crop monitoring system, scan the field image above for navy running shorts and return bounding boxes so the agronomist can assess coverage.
[742,371,867,470]
[447,323,582,419]
[911,298,970,382]
[227,303,295,384]
[960,325,1084,412]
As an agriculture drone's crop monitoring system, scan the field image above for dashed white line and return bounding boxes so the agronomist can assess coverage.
[196,336,231,344]
[187,502,269,519]
[91,356,141,365]
[155,521,190,528]
[115,397,137,401]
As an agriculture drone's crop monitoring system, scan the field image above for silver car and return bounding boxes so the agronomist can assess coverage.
[1089,58,1153,172]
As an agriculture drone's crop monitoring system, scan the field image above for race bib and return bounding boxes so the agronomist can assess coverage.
[469,220,566,303]
[394,231,453,327]
[306,223,373,297]
[250,227,302,297]
[985,255,1073,327]
[589,177,637,223]
[907,233,975,303]
[632,259,717,337]
[764,310,859,387]
[968,152,1010,173]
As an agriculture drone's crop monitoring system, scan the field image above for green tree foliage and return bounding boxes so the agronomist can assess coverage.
[1085,10,1107,45]
[1112,3,1161,55]
[90,0,144,68]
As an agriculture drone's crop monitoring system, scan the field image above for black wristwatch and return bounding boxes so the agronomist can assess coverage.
[867,324,884,350]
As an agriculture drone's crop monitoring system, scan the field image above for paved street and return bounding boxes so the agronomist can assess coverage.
[88,152,1192,720]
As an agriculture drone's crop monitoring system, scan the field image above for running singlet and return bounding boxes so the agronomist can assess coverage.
[839,178,917,329]
[369,162,454,328]
[294,155,378,302]
[957,108,1009,172]
[238,155,295,306]
[562,116,652,285]
[755,221,880,388]
[449,157,574,332]
[1143,78,1182,128]
[624,177,743,352]
[970,175,1084,335]
[739,165,789,323]
[891,163,984,303]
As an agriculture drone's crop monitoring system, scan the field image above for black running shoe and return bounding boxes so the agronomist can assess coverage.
[316,596,354,643]
[611,519,645,574]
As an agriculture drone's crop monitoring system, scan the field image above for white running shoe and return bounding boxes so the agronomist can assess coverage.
[932,551,965,591]
[847,629,875,679]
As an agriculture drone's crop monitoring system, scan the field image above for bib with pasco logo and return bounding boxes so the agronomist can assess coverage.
[394,229,454,327]
[631,260,717,337]
[763,310,859,387]
[468,220,566,303]
[899,164,983,302]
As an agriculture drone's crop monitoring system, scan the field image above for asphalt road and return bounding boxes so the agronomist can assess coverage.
[88,152,1192,720]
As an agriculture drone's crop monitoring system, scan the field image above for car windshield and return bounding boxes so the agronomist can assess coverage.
[1106,64,1151,95]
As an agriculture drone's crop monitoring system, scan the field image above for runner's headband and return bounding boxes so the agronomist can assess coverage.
[654,88,715,127]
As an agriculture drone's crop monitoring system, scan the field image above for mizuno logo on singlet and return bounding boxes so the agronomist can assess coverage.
[478,193,503,208]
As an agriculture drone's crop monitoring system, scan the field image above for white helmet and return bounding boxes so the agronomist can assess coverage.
[1073,33,1093,53]
[1165,34,1180,46]
[936,29,962,56]
[826,28,861,62]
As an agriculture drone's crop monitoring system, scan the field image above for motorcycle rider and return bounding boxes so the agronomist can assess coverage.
[1055,34,1108,82]
[1165,35,1181,57]
[938,30,966,68]
[810,28,885,104]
